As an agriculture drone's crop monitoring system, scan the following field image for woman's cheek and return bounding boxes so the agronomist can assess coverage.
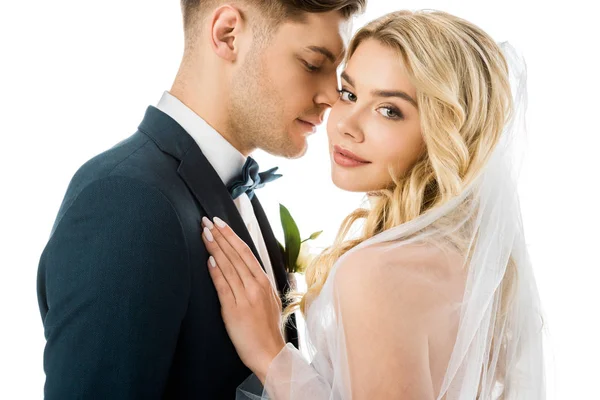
[377,135,410,178]
[326,107,341,138]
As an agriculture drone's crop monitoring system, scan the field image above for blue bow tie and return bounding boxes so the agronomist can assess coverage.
[227,157,282,200]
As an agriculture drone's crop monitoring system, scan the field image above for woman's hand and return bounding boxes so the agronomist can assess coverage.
[201,216,286,382]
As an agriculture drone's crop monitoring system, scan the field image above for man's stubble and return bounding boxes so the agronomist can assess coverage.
[228,47,305,159]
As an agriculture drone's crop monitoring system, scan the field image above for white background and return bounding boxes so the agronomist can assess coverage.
[1,0,598,398]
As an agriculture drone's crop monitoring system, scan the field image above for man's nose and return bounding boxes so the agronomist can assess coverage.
[314,73,340,108]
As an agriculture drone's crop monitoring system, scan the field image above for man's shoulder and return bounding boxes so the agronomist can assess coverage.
[67,130,187,197]
[54,132,193,225]
[73,131,169,184]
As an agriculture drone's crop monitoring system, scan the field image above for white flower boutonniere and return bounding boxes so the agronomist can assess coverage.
[277,204,322,290]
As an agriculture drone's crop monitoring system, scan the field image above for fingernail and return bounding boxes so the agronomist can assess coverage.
[209,256,216,268]
[213,217,227,228]
[202,216,214,229]
[203,227,214,242]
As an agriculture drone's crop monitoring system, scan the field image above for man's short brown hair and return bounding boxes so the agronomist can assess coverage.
[181,0,366,34]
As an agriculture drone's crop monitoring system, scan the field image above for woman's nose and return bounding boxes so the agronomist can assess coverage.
[336,109,365,142]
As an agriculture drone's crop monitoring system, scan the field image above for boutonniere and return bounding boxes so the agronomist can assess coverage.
[277,204,322,289]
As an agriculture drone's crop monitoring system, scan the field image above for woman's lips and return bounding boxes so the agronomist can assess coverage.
[333,145,371,168]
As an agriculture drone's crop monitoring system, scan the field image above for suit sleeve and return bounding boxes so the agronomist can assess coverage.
[38,175,191,399]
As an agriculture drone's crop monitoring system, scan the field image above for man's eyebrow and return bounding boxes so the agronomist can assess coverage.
[307,45,342,63]
[341,71,417,108]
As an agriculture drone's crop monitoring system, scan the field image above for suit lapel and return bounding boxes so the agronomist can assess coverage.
[250,196,290,296]
[138,106,264,271]
[177,147,260,256]
[252,197,300,348]
[252,197,299,347]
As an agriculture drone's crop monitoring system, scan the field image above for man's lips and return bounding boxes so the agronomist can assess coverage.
[298,116,323,126]
[296,118,318,134]
[297,119,314,127]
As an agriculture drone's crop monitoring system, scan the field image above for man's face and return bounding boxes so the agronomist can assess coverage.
[229,11,350,158]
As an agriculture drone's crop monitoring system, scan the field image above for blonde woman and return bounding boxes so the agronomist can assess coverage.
[201,10,544,399]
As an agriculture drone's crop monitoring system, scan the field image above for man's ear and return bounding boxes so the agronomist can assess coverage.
[209,5,245,62]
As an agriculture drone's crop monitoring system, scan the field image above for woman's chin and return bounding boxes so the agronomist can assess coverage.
[330,168,390,193]
[331,173,372,193]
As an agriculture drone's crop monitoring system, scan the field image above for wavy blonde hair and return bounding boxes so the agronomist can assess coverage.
[283,10,515,324]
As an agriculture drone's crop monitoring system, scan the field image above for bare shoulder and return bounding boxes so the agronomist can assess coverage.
[333,240,467,315]
[333,240,467,395]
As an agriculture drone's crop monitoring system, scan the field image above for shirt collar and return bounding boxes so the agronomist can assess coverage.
[156,91,246,186]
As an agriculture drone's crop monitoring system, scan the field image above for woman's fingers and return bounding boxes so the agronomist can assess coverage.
[202,226,247,305]
[203,217,256,286]
[206,256,236,308]
[211,217,272,288]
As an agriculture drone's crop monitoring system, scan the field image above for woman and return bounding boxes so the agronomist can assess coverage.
[201,10,544,399]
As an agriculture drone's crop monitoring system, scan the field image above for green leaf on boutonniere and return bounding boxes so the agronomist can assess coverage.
[302,230,323,243]
[279,204,301,272]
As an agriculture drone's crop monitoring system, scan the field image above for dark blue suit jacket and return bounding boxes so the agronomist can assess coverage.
[37,106,298,399]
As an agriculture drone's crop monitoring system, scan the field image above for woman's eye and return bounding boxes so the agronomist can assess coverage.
[377,106,403,120]
[338,89,357,102]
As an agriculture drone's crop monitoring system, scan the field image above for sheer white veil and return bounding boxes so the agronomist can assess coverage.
[237,42,545,400]
[432,41,545,399]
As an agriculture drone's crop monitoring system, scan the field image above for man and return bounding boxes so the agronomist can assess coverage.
[37,0,365,398]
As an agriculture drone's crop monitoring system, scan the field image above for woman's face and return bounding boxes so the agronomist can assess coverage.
[327,38,424,192]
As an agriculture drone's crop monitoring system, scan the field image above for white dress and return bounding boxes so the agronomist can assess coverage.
[237,188,544,399]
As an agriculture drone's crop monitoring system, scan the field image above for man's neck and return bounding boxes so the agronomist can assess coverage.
[169,66,253,156]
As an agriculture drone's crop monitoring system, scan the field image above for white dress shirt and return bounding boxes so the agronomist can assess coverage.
[156,91,278,290]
